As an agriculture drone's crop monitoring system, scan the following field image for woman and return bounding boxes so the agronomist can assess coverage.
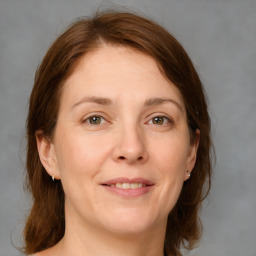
[24,10,212,256]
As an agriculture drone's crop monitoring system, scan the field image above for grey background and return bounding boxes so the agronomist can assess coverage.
[0,0,255,255]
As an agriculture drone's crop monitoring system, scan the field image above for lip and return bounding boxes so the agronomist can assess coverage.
[100,177,155,198]
[102,177,154,186]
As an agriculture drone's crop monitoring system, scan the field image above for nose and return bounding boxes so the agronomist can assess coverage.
[112,125,148,165]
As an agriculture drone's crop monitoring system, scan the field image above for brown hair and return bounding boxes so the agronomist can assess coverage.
[24,9,212,256]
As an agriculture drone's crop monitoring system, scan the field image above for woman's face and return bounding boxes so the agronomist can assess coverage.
[39,46,198,236]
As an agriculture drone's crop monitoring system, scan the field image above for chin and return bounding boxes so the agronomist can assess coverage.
[106,222,154,235]
[100,209,160,235]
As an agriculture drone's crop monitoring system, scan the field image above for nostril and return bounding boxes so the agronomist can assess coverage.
[117,155,144,162]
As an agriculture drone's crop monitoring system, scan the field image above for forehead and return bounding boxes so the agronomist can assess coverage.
[60,45,185,108]
[72,46,162,80]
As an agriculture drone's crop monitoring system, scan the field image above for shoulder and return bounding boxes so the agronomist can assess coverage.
[29,252,45,256]
[29,240,61,255]
[28,251,46,256]
[30,252,47,256]
[30,245,58,256]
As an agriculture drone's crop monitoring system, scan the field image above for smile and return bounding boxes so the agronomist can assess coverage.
[101,177,154,197]
[106,183,147,189]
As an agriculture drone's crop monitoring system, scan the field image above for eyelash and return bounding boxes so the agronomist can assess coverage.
[82,114,173,127]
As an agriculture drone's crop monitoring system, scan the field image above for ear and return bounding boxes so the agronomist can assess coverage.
[35,130,60,180]
[184,129,200,181]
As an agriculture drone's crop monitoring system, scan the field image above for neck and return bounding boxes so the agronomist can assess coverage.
[54,206,167,256]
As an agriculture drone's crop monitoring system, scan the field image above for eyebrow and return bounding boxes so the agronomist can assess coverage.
[71,96,112,110]
[71,96,183,112]
[144,97,183,112]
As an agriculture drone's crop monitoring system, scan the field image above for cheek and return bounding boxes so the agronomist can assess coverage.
[149,134,189,212]
[150,132,190,174]
[53,132,106,209]
[54,130,110,180]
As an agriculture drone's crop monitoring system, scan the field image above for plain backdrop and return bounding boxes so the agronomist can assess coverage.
[0,0,255,256]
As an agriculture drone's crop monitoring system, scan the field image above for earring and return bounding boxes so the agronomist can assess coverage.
[186,170,191,178]
[52,175,55,181]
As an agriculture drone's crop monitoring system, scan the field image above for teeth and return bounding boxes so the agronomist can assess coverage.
[110,183,146,189]
[116,183,123,188]
[131,183,138,189]
[123,183,130,189]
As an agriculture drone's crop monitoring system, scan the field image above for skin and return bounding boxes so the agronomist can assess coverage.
[36,45,199,256]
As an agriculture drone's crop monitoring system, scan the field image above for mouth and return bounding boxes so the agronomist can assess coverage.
[101,177,154,197]
[102,182,150,189]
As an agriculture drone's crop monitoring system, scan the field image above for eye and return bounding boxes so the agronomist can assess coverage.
[148,115,172,126]
[84,115,106,125]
